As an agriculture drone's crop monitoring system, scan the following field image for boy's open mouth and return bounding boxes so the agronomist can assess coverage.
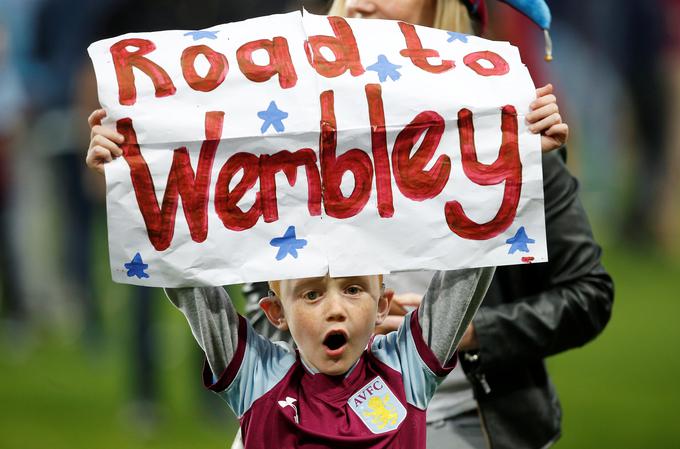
[323,330,348,355]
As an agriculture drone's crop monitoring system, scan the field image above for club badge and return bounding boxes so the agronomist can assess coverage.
[348,376,407,434]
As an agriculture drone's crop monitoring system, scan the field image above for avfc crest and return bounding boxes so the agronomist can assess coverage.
[348,376,407,434]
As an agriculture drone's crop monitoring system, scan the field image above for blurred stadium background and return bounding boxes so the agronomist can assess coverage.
[1,1,678,448]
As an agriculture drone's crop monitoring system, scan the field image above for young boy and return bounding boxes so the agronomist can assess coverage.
[164,270,493,448]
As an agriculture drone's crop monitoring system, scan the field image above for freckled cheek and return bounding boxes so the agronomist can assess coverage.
[288,317,318,346]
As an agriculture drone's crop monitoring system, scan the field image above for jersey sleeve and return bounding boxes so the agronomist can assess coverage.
[206,317,296,418]
[165,287,295,418]
[369,268,494,409]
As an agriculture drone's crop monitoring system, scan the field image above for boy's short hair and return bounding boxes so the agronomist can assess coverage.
[268,275,384,298]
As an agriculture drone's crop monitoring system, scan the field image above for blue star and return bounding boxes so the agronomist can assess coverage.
[366,55,402,82]
[270,226,307,261]
[183,30,219,41]
[446,31,469,43]
[124,252,150,279]
[258,101,288,133]
[505,227,536,254]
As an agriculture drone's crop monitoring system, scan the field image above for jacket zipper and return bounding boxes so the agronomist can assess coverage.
[475,372,491,394]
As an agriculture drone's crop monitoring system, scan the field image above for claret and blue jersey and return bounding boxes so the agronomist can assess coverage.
[205,310,456,448]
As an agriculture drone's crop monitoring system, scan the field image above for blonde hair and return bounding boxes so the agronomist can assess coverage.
[327,0,477,35]
[268,280,282,296]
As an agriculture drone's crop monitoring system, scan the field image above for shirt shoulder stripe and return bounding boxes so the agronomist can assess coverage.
[203,314,248,392]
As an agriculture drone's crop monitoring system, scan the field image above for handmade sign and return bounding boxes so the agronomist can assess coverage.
[88,10,547,287]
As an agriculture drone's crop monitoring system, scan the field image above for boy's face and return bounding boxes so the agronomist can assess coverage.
[262,275,389,376]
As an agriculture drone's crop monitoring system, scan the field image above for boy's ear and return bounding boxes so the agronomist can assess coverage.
[259,296,289,331]
[375,289,393,326]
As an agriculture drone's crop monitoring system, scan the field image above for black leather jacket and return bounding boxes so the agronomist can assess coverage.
[460,149,614,449]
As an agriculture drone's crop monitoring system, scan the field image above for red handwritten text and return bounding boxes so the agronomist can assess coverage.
[109,18,509,106]
[118,86,521,249]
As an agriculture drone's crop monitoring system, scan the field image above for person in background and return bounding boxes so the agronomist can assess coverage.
[0,18,28,334]
[245,1,612,448]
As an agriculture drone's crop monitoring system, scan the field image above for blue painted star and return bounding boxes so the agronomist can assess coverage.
[258,101,288,133]
[505,226,536,254]
[446,31,469,43]
[124,252,150,279]
[270,226,307,260]
[366,55,402,82]
[183,30,219,41]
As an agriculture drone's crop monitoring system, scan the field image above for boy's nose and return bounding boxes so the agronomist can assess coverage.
[345,0,378,19]
[324,293,347,322]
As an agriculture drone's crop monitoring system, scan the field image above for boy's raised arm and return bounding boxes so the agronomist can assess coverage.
[164,287,240,376]
[418,268,495,366]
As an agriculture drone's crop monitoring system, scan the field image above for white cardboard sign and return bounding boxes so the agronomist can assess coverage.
[87,10,546,287]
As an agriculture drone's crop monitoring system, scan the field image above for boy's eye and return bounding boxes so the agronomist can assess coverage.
[303,291,320,301]
[345,286,362,295]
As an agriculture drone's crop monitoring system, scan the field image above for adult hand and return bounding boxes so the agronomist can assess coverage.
[457,323,479,351]
[527,84,569,153]
[374,291,422,334]
[86,108,124,175]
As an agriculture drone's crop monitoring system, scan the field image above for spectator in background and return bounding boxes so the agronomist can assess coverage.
[0,18,27,333]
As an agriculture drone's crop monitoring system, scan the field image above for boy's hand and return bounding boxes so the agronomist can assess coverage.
[86,108,125,175]
[526,84,569,153]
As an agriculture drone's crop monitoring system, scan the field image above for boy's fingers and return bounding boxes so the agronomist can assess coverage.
[543,123,569,138]
[90,146,113,162]
[540,123,569,152]
[526,103,559,126]
[529,93,556,110]
[87,109,106,128]
[535,83,553,98]
[529,112,562,134]
[91,124,125,144]
[90,134,123,156]
[86,146,113,174]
